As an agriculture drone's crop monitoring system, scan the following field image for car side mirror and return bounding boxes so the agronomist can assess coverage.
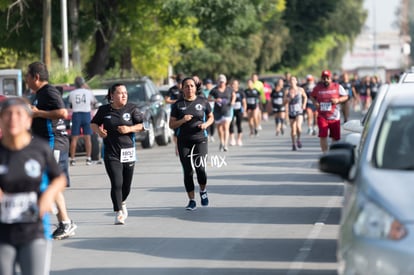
[319,147,354,180]
[329,141,355,151]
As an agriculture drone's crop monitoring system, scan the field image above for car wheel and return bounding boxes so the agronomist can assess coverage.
[155,119,170,146]
[141,120,155,149]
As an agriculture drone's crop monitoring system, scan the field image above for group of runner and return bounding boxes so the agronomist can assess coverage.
[0,67,381,274]
[166,69,380,153]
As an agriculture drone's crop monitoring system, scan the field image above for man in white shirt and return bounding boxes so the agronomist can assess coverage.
[68,76,97,165]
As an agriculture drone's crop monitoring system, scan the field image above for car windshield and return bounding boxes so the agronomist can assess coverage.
[95,94,107,104]
[374,106,414,170]
[124,83,146,103]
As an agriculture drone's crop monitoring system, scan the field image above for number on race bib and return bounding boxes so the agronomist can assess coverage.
[247,98,256,105]
[0,192,39,224]
[233,102,241,110]
[273,98,283,105]
[120,147,136,163]
[320,102,332,111]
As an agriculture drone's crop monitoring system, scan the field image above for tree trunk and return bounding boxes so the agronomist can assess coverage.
[120,47,132,77]
[85,0,118,78]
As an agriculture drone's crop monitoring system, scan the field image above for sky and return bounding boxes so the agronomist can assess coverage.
[363,0,401,32]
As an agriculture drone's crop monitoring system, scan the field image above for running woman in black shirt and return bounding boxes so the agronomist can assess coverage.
[169,77,214,211]
[244,79,260,136]
[270,78,287,136]
[91,83,144,224]
[0,97,66,275]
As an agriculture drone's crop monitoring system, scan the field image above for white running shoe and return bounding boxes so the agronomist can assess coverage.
[115,211,125,225]
[122,202,128,219]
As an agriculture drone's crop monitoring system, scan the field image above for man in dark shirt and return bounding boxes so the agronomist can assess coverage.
[26,61,77,240]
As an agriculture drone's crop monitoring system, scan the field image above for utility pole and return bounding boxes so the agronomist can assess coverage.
[69,0,81,69]
[43,0,52,67]
[373,0,377,75]
[61,0,69,70]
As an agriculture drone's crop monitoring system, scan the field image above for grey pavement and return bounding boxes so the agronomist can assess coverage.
[49,114,360,275]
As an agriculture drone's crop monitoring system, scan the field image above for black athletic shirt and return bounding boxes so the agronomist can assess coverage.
[0,138,62,245]
[233,89,246,112]
[170,96,211,143]
[244,88,260,110]
[167,85,182,101]
[91,103,144,161]
[31,84,69,151]
[270,88,285,109]
[209,86,233,117]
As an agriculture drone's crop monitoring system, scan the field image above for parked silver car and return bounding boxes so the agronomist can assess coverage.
[342,83,389,150]
[319,85,414,275]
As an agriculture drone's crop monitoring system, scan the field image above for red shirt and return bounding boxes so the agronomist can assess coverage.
[311,82,347,120]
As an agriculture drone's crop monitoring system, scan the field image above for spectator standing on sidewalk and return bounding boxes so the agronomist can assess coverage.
[68,76,97,166]
[26,61,77,240]
[310,70,348,152]
[0,97,66,275]
[91,83,145,225]
[169,77,214,211]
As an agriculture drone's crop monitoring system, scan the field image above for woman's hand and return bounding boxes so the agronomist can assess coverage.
[117,125,131,134]
[182,114,193,123]
[198,123,207,130]
[98,128,108,138]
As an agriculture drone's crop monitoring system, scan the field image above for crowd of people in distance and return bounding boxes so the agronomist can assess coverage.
[165,70,381,153]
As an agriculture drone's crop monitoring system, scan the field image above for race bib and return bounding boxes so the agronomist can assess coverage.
[320,102,332,111]
[273,98,283,105]
[233,102,241,110]
[289,104,302,113]
[1,192,38,224]
[247,98,256,105]
[53,150,60,163]
[120,147,136,163]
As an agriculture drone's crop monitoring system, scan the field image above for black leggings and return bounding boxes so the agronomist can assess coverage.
[177,140,208,193]
[229,109,243,134]
[104,158,135,211]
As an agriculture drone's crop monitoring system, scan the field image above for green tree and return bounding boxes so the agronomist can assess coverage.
[274,0,366,74]
[175,0,269,79]
[0,0,367,81]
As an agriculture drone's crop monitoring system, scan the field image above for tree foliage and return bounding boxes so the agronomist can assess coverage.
[0,0,366,82]
[275,0,366,75]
